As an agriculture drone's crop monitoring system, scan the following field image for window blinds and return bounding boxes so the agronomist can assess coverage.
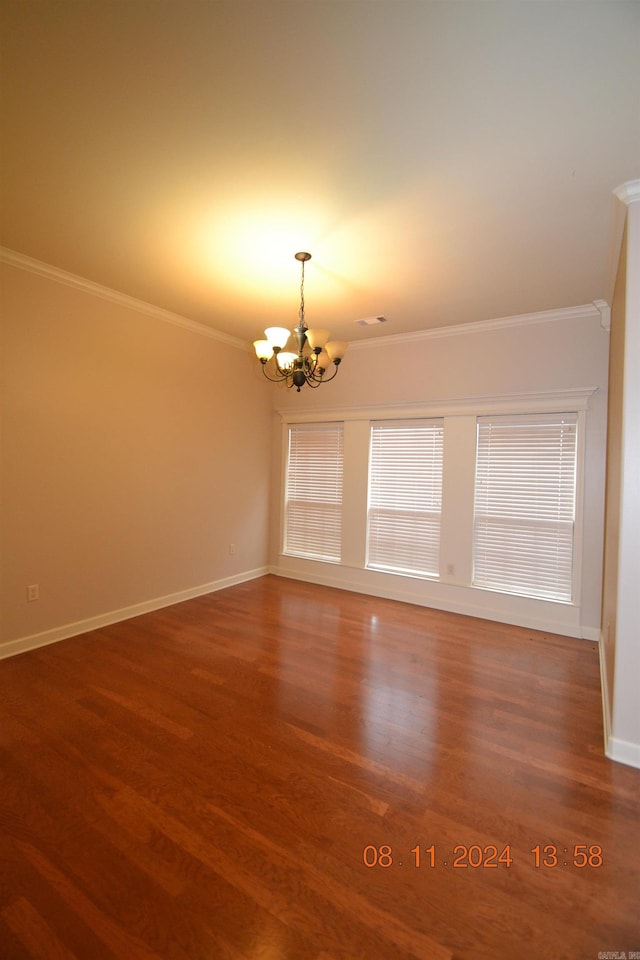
[473,414,578,602]
[367,420,443,577]
[284,423,344,562]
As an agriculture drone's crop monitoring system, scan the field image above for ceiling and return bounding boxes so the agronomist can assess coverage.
[1,1,639,347]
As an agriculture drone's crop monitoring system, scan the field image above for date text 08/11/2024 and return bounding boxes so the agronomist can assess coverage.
[362,843,604,869]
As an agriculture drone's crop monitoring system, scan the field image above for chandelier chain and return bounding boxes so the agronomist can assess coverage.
[299,258,305,325]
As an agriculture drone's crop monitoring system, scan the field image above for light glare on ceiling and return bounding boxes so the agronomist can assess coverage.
[194,199,331,292]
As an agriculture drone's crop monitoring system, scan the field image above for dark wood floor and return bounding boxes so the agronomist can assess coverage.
[1,575,638,960]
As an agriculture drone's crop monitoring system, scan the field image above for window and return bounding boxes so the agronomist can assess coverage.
[367,420,443,577]
[473,413,578,602]
[284,423,344,562]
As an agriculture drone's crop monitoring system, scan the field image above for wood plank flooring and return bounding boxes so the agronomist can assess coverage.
[1,575,638,959]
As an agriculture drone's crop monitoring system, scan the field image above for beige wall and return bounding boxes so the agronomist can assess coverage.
[0,260,273,652]
[270,307,609,639]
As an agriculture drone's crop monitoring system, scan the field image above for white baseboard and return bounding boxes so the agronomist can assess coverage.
[270,563,596,640]
[606,736,640,769]
[0,567,269,661]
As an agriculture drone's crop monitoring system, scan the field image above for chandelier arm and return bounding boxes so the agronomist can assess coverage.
[314,363,339,383]
[325,365,340,382]
[259,356,340,387]
[273,356,288,375]
[259,363,291,384]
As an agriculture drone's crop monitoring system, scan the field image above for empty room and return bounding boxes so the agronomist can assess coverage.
[1,2,639,958]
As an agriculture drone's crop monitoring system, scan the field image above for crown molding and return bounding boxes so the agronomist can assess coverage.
[593,298,611,332]
[1,244,615,353]
[613,179,640,206]
[349,303,603,351]
[0,246,245,350]
[607,179,640,303]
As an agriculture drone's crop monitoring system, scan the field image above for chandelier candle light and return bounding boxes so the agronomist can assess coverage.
[253,252,348,391]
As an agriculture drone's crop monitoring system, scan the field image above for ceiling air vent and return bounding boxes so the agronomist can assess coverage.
[355,316,387,327]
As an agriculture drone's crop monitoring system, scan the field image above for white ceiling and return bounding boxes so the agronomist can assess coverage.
[1,1,638,346]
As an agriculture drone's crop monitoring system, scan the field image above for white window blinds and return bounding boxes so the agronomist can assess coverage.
[367,420,443,577]
[473,414,578,602]
[284,423,344,562]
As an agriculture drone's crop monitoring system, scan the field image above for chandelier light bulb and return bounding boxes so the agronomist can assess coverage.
[276,351,297,372]
[253,339,274,361]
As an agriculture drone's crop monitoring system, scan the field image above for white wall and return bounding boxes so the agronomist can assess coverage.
[269,305,610,640]
[601,183,640,769]
[0,255,273,656]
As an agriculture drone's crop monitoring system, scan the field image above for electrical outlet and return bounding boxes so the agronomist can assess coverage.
[27,584,39,602]
[229,543,236,555]
[446,563,455,576]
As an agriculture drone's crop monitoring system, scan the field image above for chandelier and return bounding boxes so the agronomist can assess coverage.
[253,252,348,391]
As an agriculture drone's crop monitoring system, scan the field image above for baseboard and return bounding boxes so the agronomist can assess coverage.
[0,567,269,661]
[270,564,595,640]
[605,736,640,769]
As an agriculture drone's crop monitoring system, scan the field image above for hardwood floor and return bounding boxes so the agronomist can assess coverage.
[1,575,638,960]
